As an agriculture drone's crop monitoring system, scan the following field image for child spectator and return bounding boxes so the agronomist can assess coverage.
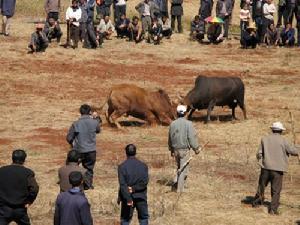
[28,23,49,53]
[115,14,130,38]
[128,16,143,43]
[150,17,162,44]
[240,3,251,35]
[190,15,204,42]
[161,15,172,38]
[43,17,63,44]
[280,23,295,46]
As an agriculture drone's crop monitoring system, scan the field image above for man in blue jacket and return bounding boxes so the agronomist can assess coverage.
[1,0,16,36]
[118,144,149,225]
[66,104,101,189]
[54,171,93,225]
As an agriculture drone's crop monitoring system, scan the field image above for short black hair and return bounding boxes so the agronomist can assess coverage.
[67,150,80,163]
[125,144,136,156]
[12,149,27,164]
[69,171,83,187]
[80,104,91,115]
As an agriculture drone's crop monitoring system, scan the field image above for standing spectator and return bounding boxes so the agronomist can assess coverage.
[28,23,49,53]
[44,0,61,21]
[0,150,39,225]
[198,0,214,34]
[43,17,63,44]
[168,105,200,193]
[58,150,88,192]
[161,15,172,38]
[280,23,296,46]
[66,104,101,189]
[118,144,149,225]
[170,0,183,33]
[154,0,169,17]
[135,0,160,42]
[252,122,299,214]
[150,17,162,44]
[97,0,113,17]
[286,0,296,24]
[114,0,127,22]
[66,0,82,49]
[240,23,259,48]
[190,15,204,42]
[264,23,280,45]
[262,0,276,42]
[54,171,93,225]
[1,0,16,36]
[207,22,224,44]
[128,16,143,43]
[240,3,251,35]
[97,15,115,46]
[216,0,233,39]
[252,0,264,42]
[116,13,130,38]
[276,0,287,27]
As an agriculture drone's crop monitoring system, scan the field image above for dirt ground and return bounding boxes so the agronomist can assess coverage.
[0,14,300,225]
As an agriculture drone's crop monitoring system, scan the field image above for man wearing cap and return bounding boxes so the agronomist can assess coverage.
[28,23,49,53]
[118,144,149,225]
[0,149,39,225]
[168,105,201,193]
[252,122,299,214]
[54,171,93,225]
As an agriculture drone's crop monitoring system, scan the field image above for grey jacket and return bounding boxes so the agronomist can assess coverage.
[170,0,183,16]
[257,133,299,172]
[44,0,60,13]
[168,117,200,152]
[216,0,233,17]
[135,1,160,18]
[66,115,101,153]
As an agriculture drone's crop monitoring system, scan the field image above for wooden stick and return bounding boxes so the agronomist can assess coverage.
[289,111,300,163]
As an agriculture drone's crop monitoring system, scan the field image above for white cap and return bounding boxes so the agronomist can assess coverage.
[270,122,286,131]
[177,105,187,114]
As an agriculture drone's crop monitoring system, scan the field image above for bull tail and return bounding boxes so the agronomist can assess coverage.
[92,90,112,113]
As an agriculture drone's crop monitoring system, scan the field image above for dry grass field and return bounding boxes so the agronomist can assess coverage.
[0,1,300,225]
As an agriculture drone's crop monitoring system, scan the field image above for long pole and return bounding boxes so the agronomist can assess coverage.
[289,111,300,164]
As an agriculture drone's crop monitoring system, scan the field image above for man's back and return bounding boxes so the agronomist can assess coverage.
[55,189,93,225]
[0,165,37,206]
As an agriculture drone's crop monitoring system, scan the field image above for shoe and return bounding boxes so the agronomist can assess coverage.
[268,209,279,215]
[252,199,263,208]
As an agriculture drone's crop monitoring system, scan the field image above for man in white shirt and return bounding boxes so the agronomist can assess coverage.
[66,0,82,48]
[96,15,115,46]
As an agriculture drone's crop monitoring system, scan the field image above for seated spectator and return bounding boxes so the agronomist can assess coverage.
[97,15,115,46]
[43,17,63,44]
[161,15,172,39]
[264,23,279,46]
[58,150,88,192]
[115,13,130,38]
[190,15,204,42]
[280,23,295,47]
[28,23,49,53]
[207,22,224,44]
[150,17,162,44]
[54,171,93,225]
[128,16,143,43]
[240,23,259,48]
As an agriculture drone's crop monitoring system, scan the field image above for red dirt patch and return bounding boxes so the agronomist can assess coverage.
[175,57,200,65]
[0,138,12,145]
[217,171,246,181]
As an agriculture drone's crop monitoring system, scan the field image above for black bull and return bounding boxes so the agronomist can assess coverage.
[182,75,247,121]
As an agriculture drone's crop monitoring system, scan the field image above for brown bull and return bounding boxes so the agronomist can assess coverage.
[98,84,176,128]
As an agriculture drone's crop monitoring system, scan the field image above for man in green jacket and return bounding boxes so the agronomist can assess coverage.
[168,105,201,192]
[252,122,299,214]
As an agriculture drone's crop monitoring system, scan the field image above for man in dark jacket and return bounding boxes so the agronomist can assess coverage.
[43,17,63,43]
[44,0,61,21]
[216,0,233,38]
[66,104,101,189]
[1,0,16,36]
[0,149,39,225]
[280,23,296,46]
[58,150,88,192]
[54,171,93,225]
[252,0,264,42]
[116,13,130,38]
[190,15,204,41]
[199,0,213,33]
[171,0,183,33]
[118,144,149,225]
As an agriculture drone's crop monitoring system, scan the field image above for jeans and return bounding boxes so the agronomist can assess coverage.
[114,4,126,22]
[0,206,30,225]
[120,198,149,225]
[219,15,230,38]
[254,17,264,43]
[276,5,286,27]
[80,151,96,187]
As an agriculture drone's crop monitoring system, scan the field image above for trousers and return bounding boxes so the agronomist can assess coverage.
[0,205,30,225]
[2,16,12,35]
[120,198,149,225]
[80,151,96,188]
[171,15,182,33]
[174,149,190,192]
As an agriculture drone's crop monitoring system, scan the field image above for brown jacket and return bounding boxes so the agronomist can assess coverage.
[58,162,87,192]
[257,133,299,172]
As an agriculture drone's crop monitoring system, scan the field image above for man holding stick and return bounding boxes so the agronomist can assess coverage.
[252,122,299,214]
[168,105,201,193]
